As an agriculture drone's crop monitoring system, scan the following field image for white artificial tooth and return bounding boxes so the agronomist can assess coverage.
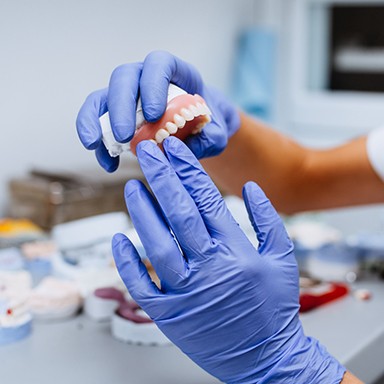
[192,122,206,134]
[155,128,170,143]
[196,102,206,116]
[190,104,200,117]
[181,108,194,121]
[201,103,211,115]
[174,114,186,128]
[149,139,158,145]
[165,122,178,134]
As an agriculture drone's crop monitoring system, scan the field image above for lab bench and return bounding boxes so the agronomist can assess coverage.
[301,279,384,384]
[0,280,383,384]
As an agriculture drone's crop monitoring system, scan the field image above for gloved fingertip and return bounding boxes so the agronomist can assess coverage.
[185,123,227,159]
[76,121,101,150]
[242,182,272,228]
[163,135,184,154]
[112,125,135,144]
[136,139,158,158]
[143,106,165,123]
[242,181,267,203]
[95,151,119,173]
[124,179,143,200]
[185,135,204,159]
[102,157,119,173]
[85,140,99,151]
[112,232,127,245]
[105,162,119,173]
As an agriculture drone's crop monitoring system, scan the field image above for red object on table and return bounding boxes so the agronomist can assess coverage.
[299,283,349,313]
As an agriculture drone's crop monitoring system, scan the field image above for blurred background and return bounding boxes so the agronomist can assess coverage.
[1,0,384,231]
[1,0,384,383]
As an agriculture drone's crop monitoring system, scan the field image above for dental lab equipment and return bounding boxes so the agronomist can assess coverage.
[8,167,140,230]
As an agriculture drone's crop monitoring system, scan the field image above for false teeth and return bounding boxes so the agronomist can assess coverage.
[189,105,200,117]
[155,129,170,143]
[196,102,210,116]
[165,122,178,134]
[100,85,213,156]
[174,114,186,128]
[180,108,194,121]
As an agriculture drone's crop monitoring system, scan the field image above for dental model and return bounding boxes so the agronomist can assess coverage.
[86,286,170,345]
[84,287,125,322]
[112,300,171,346]
[0,271,32,345]
[0,294,32,345]
[28,277,82,320]
[100,84,212,156]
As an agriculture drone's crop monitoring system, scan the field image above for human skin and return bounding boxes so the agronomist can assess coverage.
[202,112,384,215]
[341,371,364,383]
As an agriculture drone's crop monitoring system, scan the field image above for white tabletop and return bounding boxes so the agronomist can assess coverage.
[301,279,384,384]
[0,314,219,384]
[0,279,383,384]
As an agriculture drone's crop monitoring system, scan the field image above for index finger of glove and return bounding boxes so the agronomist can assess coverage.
[136,140,215,262]
[163,137,237,238]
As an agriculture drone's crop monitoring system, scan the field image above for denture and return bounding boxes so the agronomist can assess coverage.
[100,84,211,157]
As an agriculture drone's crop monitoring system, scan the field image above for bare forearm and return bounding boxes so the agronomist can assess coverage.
[341,371,364,384]
[202,113,384,214]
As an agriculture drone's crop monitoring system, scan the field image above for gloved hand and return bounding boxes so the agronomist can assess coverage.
[112,136,345,383]
[76,50,240,172]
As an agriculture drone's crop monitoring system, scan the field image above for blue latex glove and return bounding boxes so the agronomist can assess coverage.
[76,51,240,172]
[112,137,345,383]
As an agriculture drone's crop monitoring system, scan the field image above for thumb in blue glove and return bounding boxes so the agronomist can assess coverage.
[112,136,345,383]
[76,51,240,172]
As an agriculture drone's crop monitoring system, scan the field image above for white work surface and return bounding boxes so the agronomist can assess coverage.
[0,280,383,384]
[301,279,384,384]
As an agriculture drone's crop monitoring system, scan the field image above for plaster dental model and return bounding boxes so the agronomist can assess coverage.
[21,241,57,285]
[111,300,171,346]
[0,273,32,346]
[86,286,170,345]
[84,287,125,321]
[100,84,211,156]
[28,277,82,320]
[0,296,32,345]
